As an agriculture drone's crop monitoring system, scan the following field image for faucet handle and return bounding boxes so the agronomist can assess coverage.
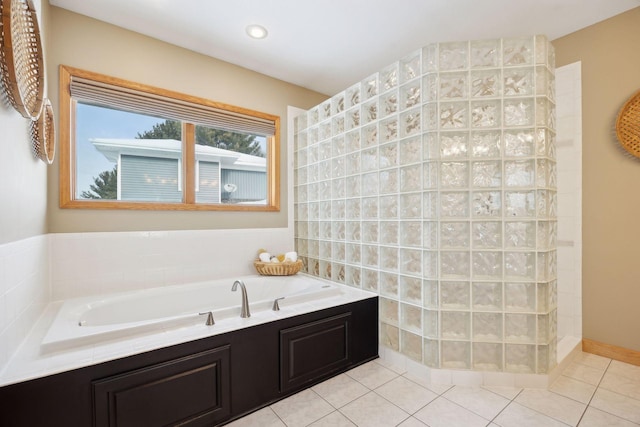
[272,297,285,311]
[198,311,215,326]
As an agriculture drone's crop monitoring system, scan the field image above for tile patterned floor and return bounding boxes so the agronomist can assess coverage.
[226,352,640,426]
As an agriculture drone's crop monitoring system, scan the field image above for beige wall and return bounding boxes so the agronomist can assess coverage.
[0,0,50,245]
[46,7,328,233]
[553,7,640,352]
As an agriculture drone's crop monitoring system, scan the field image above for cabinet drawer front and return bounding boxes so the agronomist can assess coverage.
[92,346,230,427]
[280,313,352,392]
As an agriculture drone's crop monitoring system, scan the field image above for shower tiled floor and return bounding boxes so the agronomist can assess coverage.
[226,352,640,426]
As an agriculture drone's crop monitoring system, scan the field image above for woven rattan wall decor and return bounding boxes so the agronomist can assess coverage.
[616,89,640,159]
[30,98,55,164]
[0,0,45,120]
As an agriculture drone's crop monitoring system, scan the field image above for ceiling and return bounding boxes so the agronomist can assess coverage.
[49,0,639,96]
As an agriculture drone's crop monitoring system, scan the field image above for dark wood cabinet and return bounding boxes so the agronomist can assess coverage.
[0,297,378,427]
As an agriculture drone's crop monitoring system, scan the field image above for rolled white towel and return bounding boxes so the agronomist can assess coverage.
[258,252,271,262]
[285,251,298,262]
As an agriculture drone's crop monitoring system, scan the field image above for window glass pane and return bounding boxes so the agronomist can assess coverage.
[194,124,268,205]
[76,103,182,202]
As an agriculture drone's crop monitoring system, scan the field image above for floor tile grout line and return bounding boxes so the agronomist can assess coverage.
[399,372,454,396]
[487,388,525,425]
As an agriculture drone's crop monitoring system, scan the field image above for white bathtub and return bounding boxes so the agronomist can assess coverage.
[42,275,343,351]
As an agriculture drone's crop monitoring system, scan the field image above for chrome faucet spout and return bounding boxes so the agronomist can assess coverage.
[231,280,251,318]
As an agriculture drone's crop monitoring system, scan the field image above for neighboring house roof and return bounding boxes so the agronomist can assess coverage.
[90,138,266,172]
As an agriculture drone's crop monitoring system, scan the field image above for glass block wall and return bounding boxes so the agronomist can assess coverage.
[293,36,557,374]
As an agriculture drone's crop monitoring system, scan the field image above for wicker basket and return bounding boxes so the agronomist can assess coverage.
[616,89,640,159]
[254,259,303,276]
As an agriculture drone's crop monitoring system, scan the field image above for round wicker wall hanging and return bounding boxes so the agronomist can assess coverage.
[616,89,640,159]
[0,0,45,119]
[29,98,55,164]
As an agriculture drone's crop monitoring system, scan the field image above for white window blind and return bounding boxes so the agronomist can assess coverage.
[69,76,276,136]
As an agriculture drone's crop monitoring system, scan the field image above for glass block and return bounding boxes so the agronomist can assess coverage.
[362,196,378,219]
[332,156,345,178]
[423,251,438,278]
[441,341,470,370]
[319,121,332,141]
[401,330,423,362]
[470,69,501,98]
[440,161,469,188]
[297,185,308,204]
[333,221,345,241]
[471,131,501,158]
[401,276,422,304]
[346,175,360,198]
[308,143,318,164]
[380,221,399,246]
[472,221,501,249]
[380,297,399,325]
[422,103,438,131]
[473,342,503,371]
[504,67,534,96]
[377,143,397,171]
[536,65,555,100]
[472,191,501,217]
[400,82,421,109]
[332,178,345,200]
[400,108,421,137]
[345,107,360,131]
[505,191,535,217]
[505,282,536,312]
[380,195,398,219]
[504,129,535,157]
[535,128,553,157]
[442,311,470,340]
[535,35,549,65]
[294,113,307,133]
[536,97,554,128]
[471,100,501,128]
[423,162,438,190]
[440,221,470,249]
[318,141,331,162]
[440,191,469,218]
[537,282,549,313]
[537,314,549,344]
[423,221,438,248]
[361,221,378,244]
[309,202,319,220]
[440,102,469,129]
[332,262,345,283]
[307,257,319,276]
[320,221,332,240]
[379,169,399,194]
[319,100,331,121]
[424,338,439,368]
[381,63,399,92]
[381,117,398,143]
[319,194,332,216]
[399,136,421,165]
[537,344,549,374]
[440,132,469,158]
[362,123,378,148]
[400,192,422,218]
[380,246,399,272]
[362,171,379,195]
[380,89,398,118]
[380,323,399,351]
[362,268,379,293]
[400,50,421,83]
[440,251,470,279]
[380,272,399,298]
[473,313,503,341]
[537,251,556,281]
[503,37,533,66]
[505,221,535,248]
[400,248,422,275]
[422,73,438,102]
[472,251,502,279]
[401,303,422,334]
[346,243,361,264]
[332,135,345,157]
[400,164,421,193]
[346,221,360,242]
[400,221,422,247]
[439,41,468,71]
[362,244,379,268]
[505,160,534,187]
[308,238,319,258]
[536,221,550,250]
[362,99,378,124]
[470,39,500,68]
[318,161,331,182]
[441,280,470,309]
[331,92,345,115]
[504,252,535,279]
[504,98,535,127]
[360,74,377,101]
[308,126,318,145]
[506,344,535,373]
[346,129,361,153]
[536,159,556,188]
[423,280,438,308]
[346,82,361,109]
[440,72,468,99]
[505,313,536,343]
[472,282,502,311]
[422,43,438,73]
[472,161,501,188]
[360,147,378,172]
[332,200,345,220]
[423,132,439,160]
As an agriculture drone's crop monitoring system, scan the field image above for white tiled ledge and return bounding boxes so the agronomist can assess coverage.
[378,335,582,389]
[0,279,375,387]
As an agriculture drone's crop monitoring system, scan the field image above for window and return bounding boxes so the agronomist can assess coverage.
[59,65,280,211]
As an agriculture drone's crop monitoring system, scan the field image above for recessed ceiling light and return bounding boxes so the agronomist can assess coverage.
[246,24,268,39]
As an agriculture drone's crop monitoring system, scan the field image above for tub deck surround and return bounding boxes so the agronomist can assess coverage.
[0,274,375,387]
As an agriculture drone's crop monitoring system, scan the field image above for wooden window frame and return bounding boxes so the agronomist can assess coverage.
[58,65,280,212]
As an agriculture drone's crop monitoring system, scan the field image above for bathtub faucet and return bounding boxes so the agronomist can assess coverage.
[231,280,251,318]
